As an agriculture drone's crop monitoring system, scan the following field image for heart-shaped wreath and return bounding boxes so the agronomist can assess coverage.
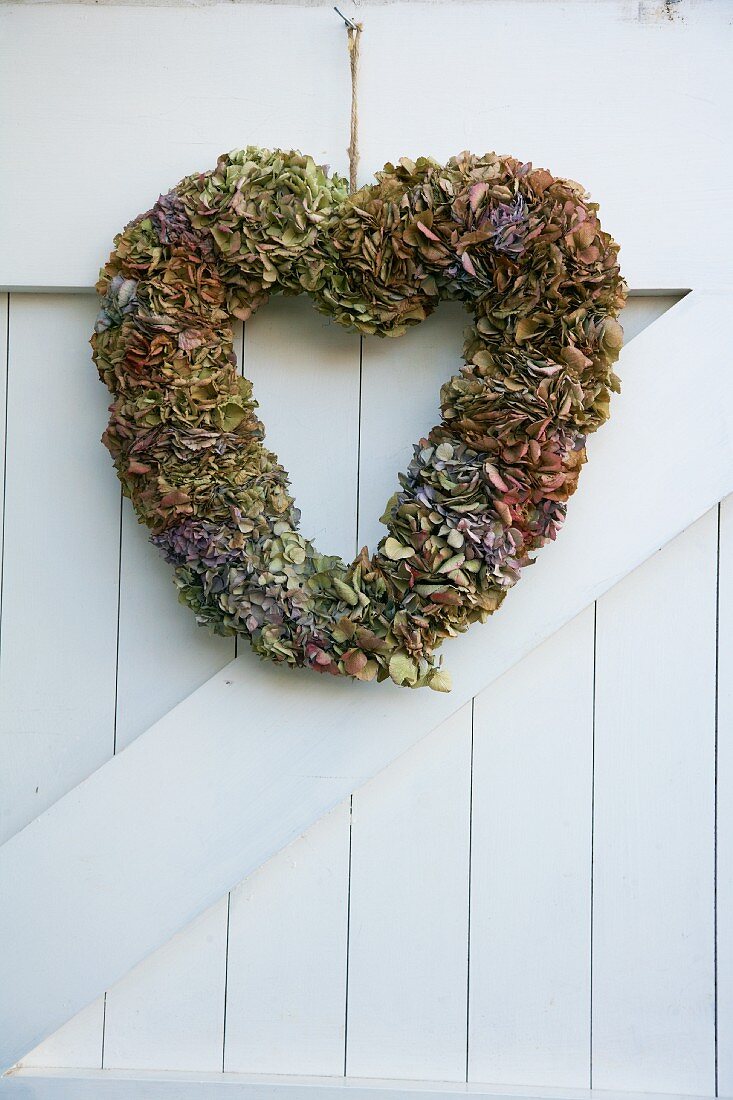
[92,147,625,691]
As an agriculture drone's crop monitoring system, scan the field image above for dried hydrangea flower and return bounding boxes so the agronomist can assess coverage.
[92,147,625,691]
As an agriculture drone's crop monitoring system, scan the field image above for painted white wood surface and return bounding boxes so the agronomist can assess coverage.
[224,802,351,1076]
[31,505,721,1088]
[1,305,236,1069]
[103,902,228,1073]
[592,511,718,1095]
[20,1002,104,1075]
[0,295,113,1070]
[357,1,731,295]
[116,321,241,749]
[1,2,732,294]
[346,705,473,1081]
[0,296,7,626]
[22,298,362,1075]
[0,0,730,1087]
[0,291,672,1079]
[103,288,360,1068]
[5,1073,728,1100]
[357,291,682,557]
[115,496,235,750]
[616,294,686,345]
[0,4,352,290]
[0,292,717,1082]
[101,300,362,1072]
[357,302,466,554]
[245,297,361,564]
[0,294,121,845]
[720,495,733,1098]
[469,608,595,1088]
[98,334,241,1074]
[3,290,732,1072]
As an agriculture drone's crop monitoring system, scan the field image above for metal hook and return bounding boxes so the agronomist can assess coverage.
[334,6,358,31]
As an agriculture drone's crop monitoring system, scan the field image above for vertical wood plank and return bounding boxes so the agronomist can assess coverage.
[718,494,733,1096]
[0,293,118,1068]
[592,509,718,1094]
[468,607,595,1088]
[345,705,472,1082]
[0,294,120,842]
[224,802,351,1076]
[245,297,361,564]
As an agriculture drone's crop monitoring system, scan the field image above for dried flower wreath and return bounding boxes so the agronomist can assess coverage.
[92,147,625,691]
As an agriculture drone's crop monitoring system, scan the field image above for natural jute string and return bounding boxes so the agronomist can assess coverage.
[342,15,363,192]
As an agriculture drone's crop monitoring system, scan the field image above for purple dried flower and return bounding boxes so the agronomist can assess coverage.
[490,195,530,257]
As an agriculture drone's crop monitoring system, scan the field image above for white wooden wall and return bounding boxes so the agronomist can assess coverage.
[0,289,729,1093]
[1,0,732,1094]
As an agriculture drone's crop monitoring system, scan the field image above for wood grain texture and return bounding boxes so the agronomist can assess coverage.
[346,705,472,1081]
[224,802,351,1076]
[469,608,595,1088]
[592,510,717,1094]
[1,291,731,1071]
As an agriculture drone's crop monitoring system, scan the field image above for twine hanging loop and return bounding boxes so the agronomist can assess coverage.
[335,7,363,193]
